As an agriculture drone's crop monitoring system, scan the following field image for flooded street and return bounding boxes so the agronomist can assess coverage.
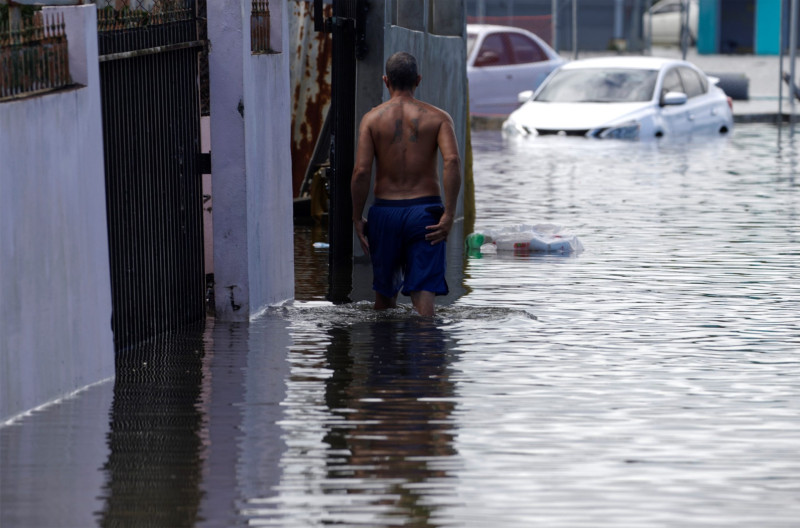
[2,124,799,527]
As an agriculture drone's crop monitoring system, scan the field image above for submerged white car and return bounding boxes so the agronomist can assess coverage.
[467,24,565,116]
[502,57,733,140]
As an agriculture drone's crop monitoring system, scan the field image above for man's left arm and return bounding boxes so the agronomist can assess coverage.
[426,115,461,245]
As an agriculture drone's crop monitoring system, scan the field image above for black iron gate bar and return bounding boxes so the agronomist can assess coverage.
[98,0,205,350]
[98,38,202,61]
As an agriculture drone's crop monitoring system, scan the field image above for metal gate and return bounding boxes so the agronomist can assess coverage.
[314,0,367,303]
[98,0,206,351]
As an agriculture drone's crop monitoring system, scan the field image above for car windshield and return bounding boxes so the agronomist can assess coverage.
[535,68,659,103]
[467,33,477,57]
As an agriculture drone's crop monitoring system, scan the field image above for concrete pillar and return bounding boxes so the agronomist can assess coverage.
[208,0,294,320]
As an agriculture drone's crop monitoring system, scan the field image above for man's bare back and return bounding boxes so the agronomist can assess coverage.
[360,96,451,200]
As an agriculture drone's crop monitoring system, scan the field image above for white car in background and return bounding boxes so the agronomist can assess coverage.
[643,0,699,46]
[503,56,733,140]
[467,24,565,116]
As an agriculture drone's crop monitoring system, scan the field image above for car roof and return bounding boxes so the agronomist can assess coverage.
[467,23,535,35]
[558,56,689,71]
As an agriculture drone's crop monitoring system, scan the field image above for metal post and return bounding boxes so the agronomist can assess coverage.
[630,0,642,52]
[572,0,577,59]
[790,0,798,132]
[551,0,559,52]
[327,13,356,304]
[646,0,653,54]
[681,0,689,60]
[780,0,785,132]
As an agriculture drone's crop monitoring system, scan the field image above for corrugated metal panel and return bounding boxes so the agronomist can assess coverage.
[290,1,333,198]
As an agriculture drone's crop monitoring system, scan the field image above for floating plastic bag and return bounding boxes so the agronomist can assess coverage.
[466,224,583,255]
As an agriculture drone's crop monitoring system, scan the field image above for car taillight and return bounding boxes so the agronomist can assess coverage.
[727,96,733,111]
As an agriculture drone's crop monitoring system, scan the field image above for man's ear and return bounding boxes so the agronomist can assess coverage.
[383,75,390,90]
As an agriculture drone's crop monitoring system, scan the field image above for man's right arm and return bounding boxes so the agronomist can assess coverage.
[351,116,375,255]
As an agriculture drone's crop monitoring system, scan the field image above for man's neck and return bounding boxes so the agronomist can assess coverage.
[389,88,415,100]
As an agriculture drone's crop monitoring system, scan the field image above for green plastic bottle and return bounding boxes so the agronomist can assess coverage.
[466,232,485,250]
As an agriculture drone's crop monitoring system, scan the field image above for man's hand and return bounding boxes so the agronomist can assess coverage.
[425,212,454,245]
[354,218,370,257]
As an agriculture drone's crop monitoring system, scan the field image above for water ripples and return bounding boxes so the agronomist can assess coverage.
[268,124,800,526]
[4,125,798,528]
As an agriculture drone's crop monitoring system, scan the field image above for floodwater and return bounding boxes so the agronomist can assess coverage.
[2,124,799,527]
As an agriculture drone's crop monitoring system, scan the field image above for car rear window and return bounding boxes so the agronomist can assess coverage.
[475,34,512,66]
[535,68,659,103]
[678,67,707,97]
[507,33,547,64]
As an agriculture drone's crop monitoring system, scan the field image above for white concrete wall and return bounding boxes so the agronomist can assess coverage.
[209,0,294,320]
[201,116,214,275]
[244,0,294,314]
[0,5,115,423]
[209,1,248,318]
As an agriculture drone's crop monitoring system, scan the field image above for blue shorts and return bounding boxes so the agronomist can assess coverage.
[366,196,449,298]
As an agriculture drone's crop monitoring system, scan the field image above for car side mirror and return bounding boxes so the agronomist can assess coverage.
[661,91,688,106]
[475,50,501,67]
[517,90,534,104]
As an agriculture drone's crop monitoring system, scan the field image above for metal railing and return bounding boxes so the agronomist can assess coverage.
[1,7,71,100]
[96,0,197,57]
[96,0,192,33]
[250,0,271,54]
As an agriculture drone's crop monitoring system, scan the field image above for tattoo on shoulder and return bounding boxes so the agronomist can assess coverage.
[377,101,400,117]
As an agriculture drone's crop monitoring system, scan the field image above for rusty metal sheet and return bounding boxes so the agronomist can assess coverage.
[290,0,332,198]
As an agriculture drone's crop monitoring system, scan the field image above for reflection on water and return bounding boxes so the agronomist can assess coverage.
[294,222,330,301]
[98,324,208,527]
[243,312,461,526]
[1,124,799,527]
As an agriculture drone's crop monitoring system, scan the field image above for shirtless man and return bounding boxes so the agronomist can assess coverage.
[351,51,462,317]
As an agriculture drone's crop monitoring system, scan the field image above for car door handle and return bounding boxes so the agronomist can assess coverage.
[506,74,513,79]
[688,113,695,120]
